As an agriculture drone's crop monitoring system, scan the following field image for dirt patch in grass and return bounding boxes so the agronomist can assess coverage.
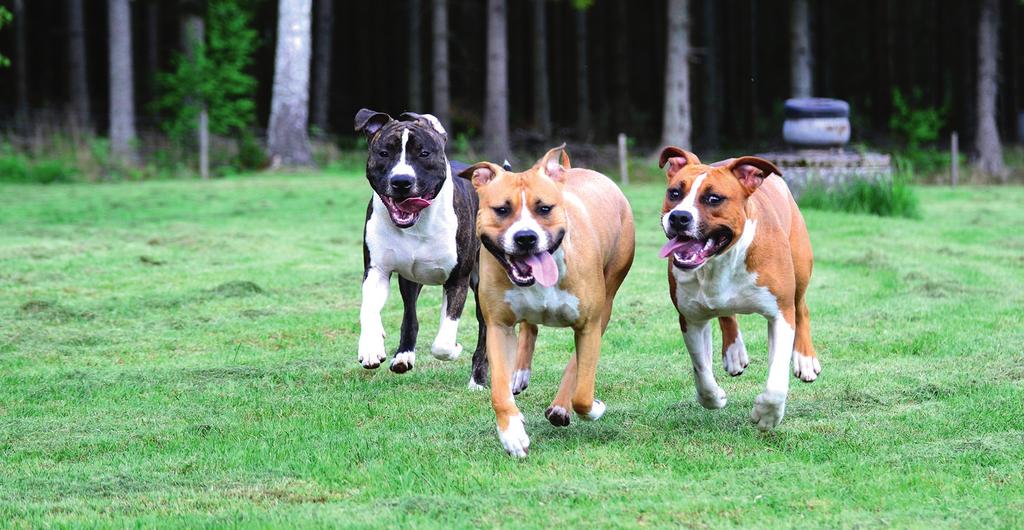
[18,300,94,322]
[206,280,264,298]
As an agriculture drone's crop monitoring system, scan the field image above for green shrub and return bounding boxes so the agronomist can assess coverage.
[890,88,951,177]
[0,154,77,184]
[798,174,920,219]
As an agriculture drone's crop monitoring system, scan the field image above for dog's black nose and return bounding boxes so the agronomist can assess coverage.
[390,175,414,193]
[669,210,693,231]
[513,230,538,250]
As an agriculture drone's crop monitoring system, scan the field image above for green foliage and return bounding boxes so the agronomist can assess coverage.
[153,0,258,157]
[0,146,78,184]
[0,6,12,68]
[798,174,920,219]
[889,88,952,176]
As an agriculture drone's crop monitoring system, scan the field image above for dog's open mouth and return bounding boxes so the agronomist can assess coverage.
[495,251,559,287]
[381,195,433,228]
[659,231,732,269]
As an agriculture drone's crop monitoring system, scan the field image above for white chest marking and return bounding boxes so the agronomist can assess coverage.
[504,249,580,327]
[662,172,706,234]
[364,169,459,286]
[672,219,779,319]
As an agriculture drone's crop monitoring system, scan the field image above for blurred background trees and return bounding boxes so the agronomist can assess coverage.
[0,0,1020,181]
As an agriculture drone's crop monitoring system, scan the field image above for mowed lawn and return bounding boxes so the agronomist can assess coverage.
[1,171,1022,528]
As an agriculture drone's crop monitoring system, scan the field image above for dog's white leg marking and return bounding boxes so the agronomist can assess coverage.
[752,317,795,431]
[792,350,821,382]
[723,331,750,376]
[683,320,727,409]
[511,368,531,395]
[578,399,606,421]
[390,350,415,371]
[498,412,529,458]
[358,268,391,368]
[431,296,463,360]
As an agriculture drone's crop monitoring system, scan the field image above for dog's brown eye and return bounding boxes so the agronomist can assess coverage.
[668,189,681,200]
[536,205,553,215]
[704,194,724,206]
[378,150,389,158]
[493,206,511,216]
[419,150,430,158]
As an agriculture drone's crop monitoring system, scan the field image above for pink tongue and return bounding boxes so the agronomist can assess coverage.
[525,252,559,287]
[396,197,432,214]
[659,238,704,259]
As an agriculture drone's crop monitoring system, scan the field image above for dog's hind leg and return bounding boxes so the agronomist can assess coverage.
[468,276,489,390]
[792,295,820,382]
[511,323,537,395]
[390,277,422,373]
[432,279,467,361]
[718,316,749,376]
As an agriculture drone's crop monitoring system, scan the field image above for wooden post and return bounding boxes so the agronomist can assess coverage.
[950,131,959,187]
[617,133,629,186]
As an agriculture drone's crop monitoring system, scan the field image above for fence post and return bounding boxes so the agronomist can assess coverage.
[617,133,629,186]
[950,131,958,188]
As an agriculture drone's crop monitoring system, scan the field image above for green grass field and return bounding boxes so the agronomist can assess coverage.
[2,172,1022,528]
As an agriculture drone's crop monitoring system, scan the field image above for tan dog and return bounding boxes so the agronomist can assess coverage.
[460,146,635,457]
[658,147,820,431]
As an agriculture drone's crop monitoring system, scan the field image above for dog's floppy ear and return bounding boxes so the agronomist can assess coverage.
[538,144,570,182]
[458,161,504,189]
[658,146,701,177]
[729,156,782,195]
[354,108,392,139]
[400,111,447,142]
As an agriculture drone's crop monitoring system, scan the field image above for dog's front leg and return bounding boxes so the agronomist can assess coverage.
[488,323,528,457]
[683,319,728,409]
[751,310,796,431]
[391,277,422,373]
[432,279,467,361]
[571,323,607,421]
[357,267,391,369]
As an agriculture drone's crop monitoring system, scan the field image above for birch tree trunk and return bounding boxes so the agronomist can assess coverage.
[575,8,590,138]
[108,0,139,164]
[532,0,551,137]
[67,0,91,133]
[432,0,450,130]
[659,0,691,149]
[483,0,510,159]
[182,14,209,179]
[790,0,812,98]
[408,0,423,111]
[973,0,1007,181]
[267,0,314,168]
[311,0,333,133]
[13,0,29,131]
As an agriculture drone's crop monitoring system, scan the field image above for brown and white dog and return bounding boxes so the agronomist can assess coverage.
[658,147,820,431]
[460,146,635,457]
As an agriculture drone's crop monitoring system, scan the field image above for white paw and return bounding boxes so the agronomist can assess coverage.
[723,336,750,376]
[577,399,606,421]
[430,341,463,361]
[357,333,387,369]
[792,351,821,382]
[696,386,728,409]
[467,379,486,391]
[497,414,530,458]
[511,369,531,395]
[750,391,787,431]
[389,351,415,373]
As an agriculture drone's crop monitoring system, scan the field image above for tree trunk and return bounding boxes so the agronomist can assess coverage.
[311,0,333,134]
[973,0,1006,181]
[790,0,812,98]
[108,0,139,164]
[145,1,160,109]
[532,0,551,137]
[611,0,629,134]
[13,0,29,131]
[575,7,590,138]
[483,0,510,159]
[67,0,91,133]
[659,0,691,149]
[267,0,314,168]
[700,0,720,150]
[182,14,209,179]
[408,0,423,111]
[432,0,450,130]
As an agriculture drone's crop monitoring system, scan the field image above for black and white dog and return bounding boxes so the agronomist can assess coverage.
[354,108,488,388]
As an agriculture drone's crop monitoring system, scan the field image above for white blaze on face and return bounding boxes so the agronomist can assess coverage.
[662,172,707,236]
[389,128,416,177]
[503,191,549,253]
